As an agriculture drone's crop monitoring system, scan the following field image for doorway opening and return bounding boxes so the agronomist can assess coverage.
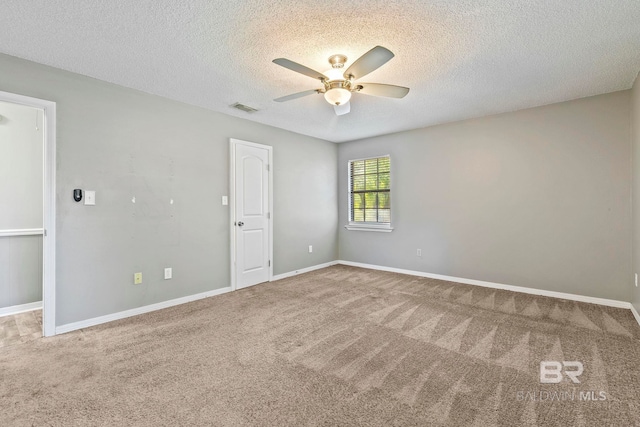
[0,91,56,337]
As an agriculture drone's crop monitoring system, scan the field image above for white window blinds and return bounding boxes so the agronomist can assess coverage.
[349,156,390,224]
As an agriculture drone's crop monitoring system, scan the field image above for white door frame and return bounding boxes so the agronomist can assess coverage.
[229,138,273,290]
[0,90,56,337]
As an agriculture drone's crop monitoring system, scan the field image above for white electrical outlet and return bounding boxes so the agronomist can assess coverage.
[222,196,228,205]
[309,245,313,253]
[134,272,142,285]
[164,267,172,280]
[417,248,422,257]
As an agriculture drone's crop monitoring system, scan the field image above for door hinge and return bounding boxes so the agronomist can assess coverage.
[267,212,271,219]
[267,164,270,171]
[44,229,47,237]
[268,260,271,267]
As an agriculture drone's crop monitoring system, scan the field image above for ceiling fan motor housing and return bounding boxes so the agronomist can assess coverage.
[323,75,354,105]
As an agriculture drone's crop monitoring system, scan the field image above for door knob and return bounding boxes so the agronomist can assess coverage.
[237,221,244,227]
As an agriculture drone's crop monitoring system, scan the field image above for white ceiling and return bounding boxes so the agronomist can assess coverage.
[1,1,640,143]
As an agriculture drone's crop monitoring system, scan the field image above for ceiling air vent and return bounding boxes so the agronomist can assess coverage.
[230,102,259,113]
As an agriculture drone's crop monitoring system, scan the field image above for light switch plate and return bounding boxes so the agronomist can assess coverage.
[84,190,96,205]
[164,268,172,280]
[222,196,228,205]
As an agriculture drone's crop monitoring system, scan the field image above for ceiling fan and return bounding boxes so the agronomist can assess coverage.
[272,46,409,116]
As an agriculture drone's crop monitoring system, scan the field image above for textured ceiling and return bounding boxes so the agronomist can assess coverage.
[1,1,640,143]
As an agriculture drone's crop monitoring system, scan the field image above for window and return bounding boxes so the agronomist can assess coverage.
[347,156,393,232]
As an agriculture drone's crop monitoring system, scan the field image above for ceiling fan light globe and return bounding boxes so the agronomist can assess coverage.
[324,88,351,106]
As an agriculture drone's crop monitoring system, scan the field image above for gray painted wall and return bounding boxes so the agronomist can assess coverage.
[632,72,640,314]
[0,101,43,308]
[0,53,338,326]
[338,92,632,301]
[0,236,42,307]
[0,101,43,229]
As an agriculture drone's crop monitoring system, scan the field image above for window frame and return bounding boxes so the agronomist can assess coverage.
[345,155,393,232]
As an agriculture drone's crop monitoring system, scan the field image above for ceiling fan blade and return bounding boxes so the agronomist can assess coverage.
[273,58,327,81]
[334,102,350,116]
[356,83,410,98]
[274,89,319,102]
[343,46,394,80]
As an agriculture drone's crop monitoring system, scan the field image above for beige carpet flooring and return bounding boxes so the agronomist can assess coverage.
[1,265,639,426]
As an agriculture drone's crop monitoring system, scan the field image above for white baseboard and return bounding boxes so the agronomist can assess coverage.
[55,286,233,335]
[271,261,339,281]
[51,261,640,335]
[0,301,42,318]
[55,260,337,334]
[337,260,632,310]
[631,304,640,327]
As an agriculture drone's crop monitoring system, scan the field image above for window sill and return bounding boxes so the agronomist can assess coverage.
[344,224,394,233]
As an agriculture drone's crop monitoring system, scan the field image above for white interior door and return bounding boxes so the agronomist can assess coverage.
[231,140,271,289]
